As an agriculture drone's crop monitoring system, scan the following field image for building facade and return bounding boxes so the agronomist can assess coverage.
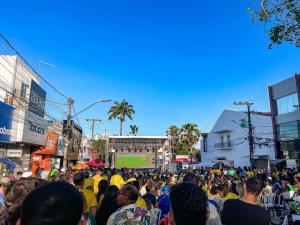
[202,110,275,168]
[0,55,48,171]
[108,136,168,169]
[269,74,300,160]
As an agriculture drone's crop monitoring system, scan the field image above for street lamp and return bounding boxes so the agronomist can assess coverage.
[73,99,112,117]
[63,99,112,169]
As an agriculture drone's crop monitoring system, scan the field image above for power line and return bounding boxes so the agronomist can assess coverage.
[0,32,68,99]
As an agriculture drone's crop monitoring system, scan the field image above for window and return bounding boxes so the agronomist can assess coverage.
[278,121,300,141]
[220,136,224,144]
[276,93,299,115]
[21,82,27,98]
[227,134,231,143]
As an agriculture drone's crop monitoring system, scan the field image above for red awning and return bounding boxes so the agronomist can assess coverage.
[175,158,197,163]
[88,160,105,167]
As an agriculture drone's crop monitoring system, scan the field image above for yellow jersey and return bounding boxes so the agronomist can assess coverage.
[224,192,239,201]
[92,175,108,194]
[135,196,147,209]
[81,189,97,213]
[110,174,125,190]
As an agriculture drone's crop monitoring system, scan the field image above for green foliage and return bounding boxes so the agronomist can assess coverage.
[129,125,138,136]
[92,139,107,159]
[249,0,300,48]
[108,99,135,135]
[176,142,190,155]
[166,123,201,155]
[166,125,180,137]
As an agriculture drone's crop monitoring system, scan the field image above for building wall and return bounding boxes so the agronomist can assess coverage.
[0,55,47,171]
[202,110,275,167]
[269,74,300,160]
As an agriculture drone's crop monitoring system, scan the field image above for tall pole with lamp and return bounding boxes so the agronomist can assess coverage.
[63,99,112,169]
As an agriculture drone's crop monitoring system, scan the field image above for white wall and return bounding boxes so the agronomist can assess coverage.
[0,55,44,145]
[202,110,275,167]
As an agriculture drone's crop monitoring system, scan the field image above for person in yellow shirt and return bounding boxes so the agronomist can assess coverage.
[128,180,147,209]
[73,172,97,216]
[218,183,239,202]
[92,168,108,194]
[110,169,125,190]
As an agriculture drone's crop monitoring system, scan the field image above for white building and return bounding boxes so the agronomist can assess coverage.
[0,55,47,170]
[202,110,275,168]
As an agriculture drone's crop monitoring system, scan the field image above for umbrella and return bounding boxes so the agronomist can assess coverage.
[88,160,104,167]
[0,157,16,170]
[71,163,89,170]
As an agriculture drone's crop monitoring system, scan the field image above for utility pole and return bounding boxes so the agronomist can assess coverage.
[64,97,74,169]
[86,119,102,141]
[234,101,255,166]
[104,129,109,168]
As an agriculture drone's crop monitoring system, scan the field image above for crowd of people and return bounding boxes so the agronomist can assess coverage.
[0,165,300,225]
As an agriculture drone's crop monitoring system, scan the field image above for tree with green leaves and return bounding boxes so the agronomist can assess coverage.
[166,125,180,137]
[180,123,201,163]
[129,125,139,136]
[108,100,135,136]
[249,0,300,48]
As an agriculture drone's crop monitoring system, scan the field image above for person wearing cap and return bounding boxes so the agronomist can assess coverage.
[157,185,171,219]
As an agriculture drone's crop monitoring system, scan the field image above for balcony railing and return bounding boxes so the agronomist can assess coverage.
[214,142,233,149]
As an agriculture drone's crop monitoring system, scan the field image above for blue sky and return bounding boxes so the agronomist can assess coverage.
[1,0,299,136]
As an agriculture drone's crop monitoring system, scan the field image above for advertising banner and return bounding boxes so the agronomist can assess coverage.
[44,132,59,154]
[0,101,15,143]
[28,80,46,117]
[56,136,65,156]
[7,149,23,157]
[22,111,47,146]
[35,132,59,155]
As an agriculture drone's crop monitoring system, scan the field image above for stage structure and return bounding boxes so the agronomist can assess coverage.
[108,136,168,169]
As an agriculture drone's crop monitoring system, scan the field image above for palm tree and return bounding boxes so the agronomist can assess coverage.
[108,100,135,135]
[166,125,180,137]
[129,125,138,136]
[180,123,201,164]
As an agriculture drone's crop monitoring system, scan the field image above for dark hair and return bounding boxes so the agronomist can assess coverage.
[96,185,119,225]
[73,173,84,186]
[4,177,46,225]
[97,179,109,203]
[122,184,139,203]
[128,180,140,191]
[84,171,90,179]
[245,177,264,196]
[145,185,151,193]
[17,172,22,176]
[170,183,207,225]
[183,173,199,185]
[20,181,83,225]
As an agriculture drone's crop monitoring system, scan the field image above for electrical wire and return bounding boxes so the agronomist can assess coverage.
[0,32,68,99]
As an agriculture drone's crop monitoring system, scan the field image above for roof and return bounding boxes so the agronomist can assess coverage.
[109,136,168,139]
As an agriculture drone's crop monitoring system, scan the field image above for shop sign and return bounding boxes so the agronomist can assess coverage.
[56,136,65,156]
[44,132,59,154]
[32,154,42,162]
[7,149,23,157]
[28,80,46,117]
[0,101,15,143]
[22,111,47,146]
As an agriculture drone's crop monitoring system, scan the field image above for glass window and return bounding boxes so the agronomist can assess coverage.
[276,93,299,115]
[278,121,300,141]
[21,82,27,98]
[227,134,231,143]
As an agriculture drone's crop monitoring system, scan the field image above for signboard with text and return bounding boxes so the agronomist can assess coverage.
[22,111,47,146]
[28,80,46,117]
[0,101,15,143]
